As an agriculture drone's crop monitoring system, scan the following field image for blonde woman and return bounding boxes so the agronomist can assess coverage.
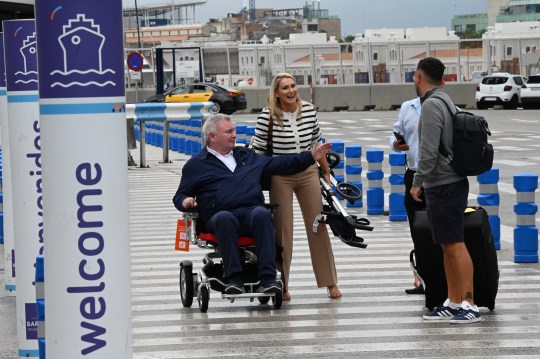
[251,73,341,301]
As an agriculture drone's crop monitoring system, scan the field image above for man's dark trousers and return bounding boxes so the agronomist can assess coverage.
[404,168,426,234]
[207,205,276,278]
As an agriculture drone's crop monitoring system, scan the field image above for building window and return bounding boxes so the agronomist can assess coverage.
[373,53,378,61]
[307,24,318,32]
[507,47,512,56]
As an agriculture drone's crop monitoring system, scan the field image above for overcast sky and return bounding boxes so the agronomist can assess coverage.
[130,0,488,36]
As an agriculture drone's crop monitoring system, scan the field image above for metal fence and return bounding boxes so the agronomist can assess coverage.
[124,37,540,91]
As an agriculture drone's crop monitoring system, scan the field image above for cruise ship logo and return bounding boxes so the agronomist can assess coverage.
[14,31,38,86]
[50,14,116,89]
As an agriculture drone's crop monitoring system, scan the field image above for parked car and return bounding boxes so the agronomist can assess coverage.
[475,73,526,109]
[144,83,247,115]
[520,73,540,109]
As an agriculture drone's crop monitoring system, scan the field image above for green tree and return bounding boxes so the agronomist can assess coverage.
[344,34,356,43]
[461,28,486,39]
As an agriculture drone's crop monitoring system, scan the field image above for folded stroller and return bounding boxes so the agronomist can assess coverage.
[313,151,373,248]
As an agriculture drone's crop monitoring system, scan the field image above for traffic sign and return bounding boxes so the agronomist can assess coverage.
[127,52,144,72]
[130,71,141,80]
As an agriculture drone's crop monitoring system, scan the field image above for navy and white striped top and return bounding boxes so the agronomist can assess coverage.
[252,101,323,156]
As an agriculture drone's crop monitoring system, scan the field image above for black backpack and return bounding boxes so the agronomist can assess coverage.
[432,96,494,176]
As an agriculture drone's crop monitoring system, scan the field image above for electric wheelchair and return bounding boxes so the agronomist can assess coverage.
[178,207,283,313]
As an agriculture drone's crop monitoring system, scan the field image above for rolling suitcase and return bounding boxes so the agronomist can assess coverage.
[410,206,499,310]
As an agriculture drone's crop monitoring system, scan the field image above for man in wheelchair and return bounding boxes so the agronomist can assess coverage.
[172,114,331,295]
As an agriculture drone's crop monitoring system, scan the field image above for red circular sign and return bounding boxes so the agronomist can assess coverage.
[247,77,254,85]
[127,52,144,72]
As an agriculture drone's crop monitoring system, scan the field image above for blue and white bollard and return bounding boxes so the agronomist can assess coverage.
[513,173,538,263]
[330,140,345,183]
[345,145,363,207]
[366,149,385,215]
[246,125,256,147]
[236,124,247,145]
[169,122,180,152]
[388,153,407,221]
[178,120,187,154]
[477,168,501,250]
[192,119,203,155]
[185,120,193,156]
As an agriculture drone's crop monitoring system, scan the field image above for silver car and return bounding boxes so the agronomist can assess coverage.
[475,73,526,110]
[520,74,540,110]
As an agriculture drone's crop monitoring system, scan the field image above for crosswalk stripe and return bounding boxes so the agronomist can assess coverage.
[129,146,540,358]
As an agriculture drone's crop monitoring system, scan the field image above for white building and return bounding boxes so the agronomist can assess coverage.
[351,28,478,83]
[483,21,540,75]
[235,27,484,85]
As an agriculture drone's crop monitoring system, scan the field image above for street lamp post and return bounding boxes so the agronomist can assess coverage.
[134,0,142,49]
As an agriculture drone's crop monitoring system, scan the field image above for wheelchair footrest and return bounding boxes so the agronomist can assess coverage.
[222,292,276,299]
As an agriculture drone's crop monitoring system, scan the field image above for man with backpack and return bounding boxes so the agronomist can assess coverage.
[410,57,482,323]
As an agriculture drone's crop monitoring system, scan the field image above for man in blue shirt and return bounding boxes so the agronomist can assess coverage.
[391,97,426,295]
[173,114,331,295]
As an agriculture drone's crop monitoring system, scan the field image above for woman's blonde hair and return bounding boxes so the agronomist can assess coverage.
[267,72,303,128]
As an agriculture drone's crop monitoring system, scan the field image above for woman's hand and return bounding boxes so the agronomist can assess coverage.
[323,171,332,185]
[311,143,332,161]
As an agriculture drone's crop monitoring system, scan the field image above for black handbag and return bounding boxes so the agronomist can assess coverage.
[260,117,274,191]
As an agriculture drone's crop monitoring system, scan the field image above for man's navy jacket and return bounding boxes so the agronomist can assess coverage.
[173,146,315,223]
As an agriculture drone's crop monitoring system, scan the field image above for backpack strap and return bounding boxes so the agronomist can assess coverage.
[430,95,457,160]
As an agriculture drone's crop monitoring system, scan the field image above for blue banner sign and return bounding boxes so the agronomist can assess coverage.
[3,20,37,92]
[36,3,125,99]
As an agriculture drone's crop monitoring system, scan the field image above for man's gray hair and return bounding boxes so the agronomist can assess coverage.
[202,113,232,145]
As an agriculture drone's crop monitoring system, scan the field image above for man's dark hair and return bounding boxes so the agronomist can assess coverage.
[417,57,445,84]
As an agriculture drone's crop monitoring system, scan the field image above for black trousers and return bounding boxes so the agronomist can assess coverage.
[404,168,426,235]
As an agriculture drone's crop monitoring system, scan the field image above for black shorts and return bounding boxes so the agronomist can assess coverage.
[424,178,469,244]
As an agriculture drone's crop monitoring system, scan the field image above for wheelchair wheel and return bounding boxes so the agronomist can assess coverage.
[179,261,194,308]
[272,283,283,309]
[272,292,283,309]
[258,296,271,305]
[199,285,210,313]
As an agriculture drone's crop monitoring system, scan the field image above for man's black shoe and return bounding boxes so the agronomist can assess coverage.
[405,285,425,295]
[224,277,244,294]
[258,276,281,294]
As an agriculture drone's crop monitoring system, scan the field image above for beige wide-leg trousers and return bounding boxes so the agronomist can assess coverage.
[270,164,338,292]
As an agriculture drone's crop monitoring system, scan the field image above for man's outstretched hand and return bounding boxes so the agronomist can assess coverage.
[311,142,332,161]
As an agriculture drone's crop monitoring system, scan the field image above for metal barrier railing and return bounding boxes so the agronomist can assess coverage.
[125,102,213,167]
